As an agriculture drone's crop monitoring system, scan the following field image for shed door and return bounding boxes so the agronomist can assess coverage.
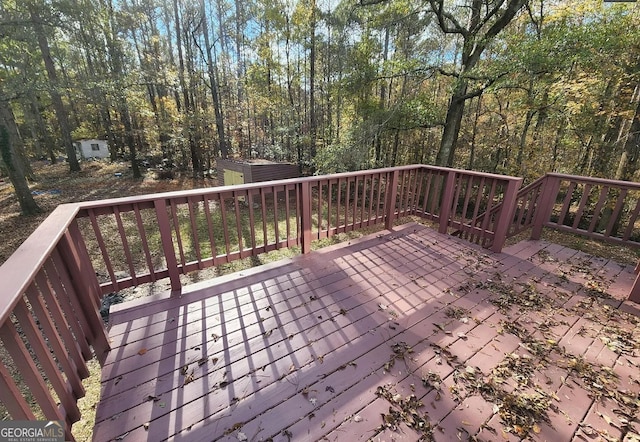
[224,169,244,186]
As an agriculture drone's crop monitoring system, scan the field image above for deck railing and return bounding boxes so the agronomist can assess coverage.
[72,165,522,296]
[1,164,639,438]
[530,173,640,248]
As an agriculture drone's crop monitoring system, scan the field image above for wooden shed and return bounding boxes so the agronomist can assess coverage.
[217,159,300,187]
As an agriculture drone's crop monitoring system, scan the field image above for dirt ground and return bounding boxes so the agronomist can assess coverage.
[0,161,219,266]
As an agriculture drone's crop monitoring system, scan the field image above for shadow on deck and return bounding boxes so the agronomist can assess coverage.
[94,223,640,442]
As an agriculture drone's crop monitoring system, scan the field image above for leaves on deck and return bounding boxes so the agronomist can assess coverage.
[487,279,553,312]
[381,342,420,396]
[223,423,243,435]
[421,371,442,390]
[444,306,469,319]
[375,384,434,439]
[137,348,147,355]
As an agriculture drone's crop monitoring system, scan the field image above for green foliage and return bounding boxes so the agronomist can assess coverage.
[0,0,638,183]
[314,134,372,174]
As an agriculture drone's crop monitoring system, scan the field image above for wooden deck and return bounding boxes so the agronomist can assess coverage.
[93,223,640,442]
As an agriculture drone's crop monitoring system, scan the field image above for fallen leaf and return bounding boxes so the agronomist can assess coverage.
[211,334,220,342]
[353,415,362,422]
[197,358,207,366]
[211,357,219,365]
[599,412,614,426]
[326,386,335,393]
[143,423,149,431]
[237,432,248,441]
[220,381,229,388]
[138,348,147,355]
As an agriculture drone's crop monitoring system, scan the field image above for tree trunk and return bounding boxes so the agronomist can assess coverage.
[200,0,229,159]
[309,0,317,161]
[27,93,56,163]
[28,4,80,172]
[618,89,640,180]
[436,79,468,166]
[173,0,197,170]
[469,95,483,170]
[0,102,41,215]
[431,0,526,167]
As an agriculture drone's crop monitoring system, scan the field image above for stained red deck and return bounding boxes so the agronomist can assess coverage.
[93,223,640,442]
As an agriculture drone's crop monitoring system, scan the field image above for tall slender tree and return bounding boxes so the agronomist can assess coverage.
[26,1,80,172]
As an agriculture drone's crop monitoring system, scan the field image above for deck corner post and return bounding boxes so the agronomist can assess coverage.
[300,181,313,254]
[491,178,523,253]
[153,199,182,296]
[59,227,111,365]
[438,170,457,234]
[531,175,560,240]
[630,260,640,304]
[630,271,640,304]
[385,169,400,230]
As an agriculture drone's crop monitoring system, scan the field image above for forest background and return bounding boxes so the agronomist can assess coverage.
[0,0,639,216]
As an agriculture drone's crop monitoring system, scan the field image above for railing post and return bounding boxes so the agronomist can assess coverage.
[154,199,182,295]
[385,169,399,230]
[629,261,640,304]
[491,178,523,253]
[439,170,457,234]
[300,181,313,254]
[531,175,560,240]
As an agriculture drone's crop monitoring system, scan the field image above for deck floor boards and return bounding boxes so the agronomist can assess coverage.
[93,223,640,442]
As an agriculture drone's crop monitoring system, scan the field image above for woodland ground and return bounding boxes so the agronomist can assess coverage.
[1,161,639,441]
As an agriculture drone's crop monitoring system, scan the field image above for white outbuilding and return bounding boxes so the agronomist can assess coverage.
[74,139,110,160]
